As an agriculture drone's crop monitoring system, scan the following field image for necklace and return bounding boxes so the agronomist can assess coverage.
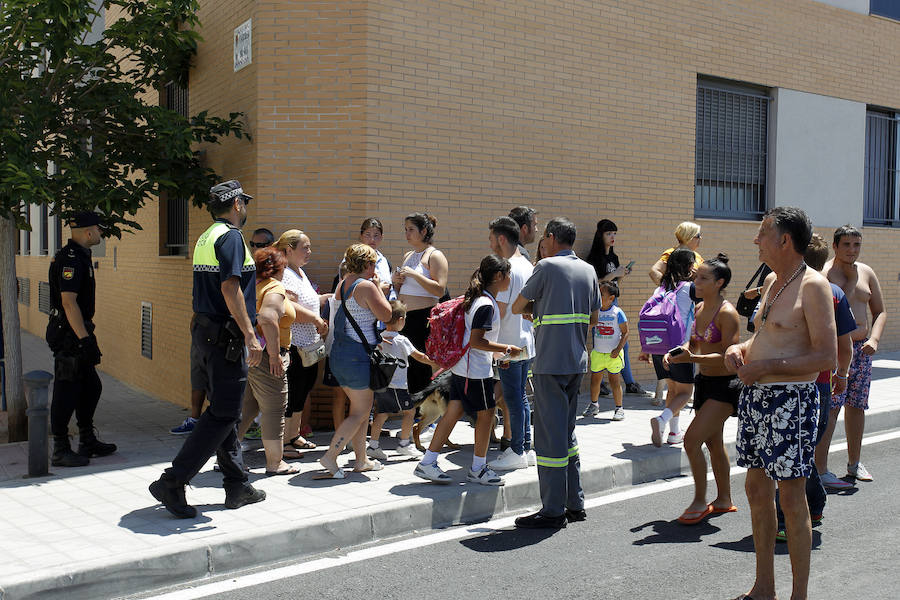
[760,262,806,324]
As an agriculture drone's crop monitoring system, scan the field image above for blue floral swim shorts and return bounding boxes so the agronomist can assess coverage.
[831,339,872,411]
[736,382,819,480]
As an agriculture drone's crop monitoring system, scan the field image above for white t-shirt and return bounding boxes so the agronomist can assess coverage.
[495,254,535,360]
[282,266,320,347]
[378,331,417,389]
[450,292,500,380]
[591,305,627,354]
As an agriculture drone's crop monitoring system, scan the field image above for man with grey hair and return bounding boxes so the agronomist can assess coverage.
[512,217,601,528]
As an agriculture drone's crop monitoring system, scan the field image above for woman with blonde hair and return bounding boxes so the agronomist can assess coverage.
[649,221,704,286]
[319,243,393,478]
[274,229,329,456]
[237,247,298,476]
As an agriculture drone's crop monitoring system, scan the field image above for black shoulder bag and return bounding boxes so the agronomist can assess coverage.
[736,263,772,332]
[340,281,406,392]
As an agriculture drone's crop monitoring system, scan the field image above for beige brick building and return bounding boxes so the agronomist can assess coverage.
[14,0,900,425]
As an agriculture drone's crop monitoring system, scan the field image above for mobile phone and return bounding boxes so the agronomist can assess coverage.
[668,347,685,357]
[625,260,636,270]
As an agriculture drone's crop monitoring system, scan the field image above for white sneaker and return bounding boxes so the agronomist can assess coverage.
[667,431,684,445]
[488,448,528,471]
[612,406,625,421]
[581,403,600,417]
[396,443,423,459]
[467,466,504,486]
[847,462,873,481]
[419,423,436,442]
[525,450,536,466]
[414,461,452,484]
[366,445,388,461]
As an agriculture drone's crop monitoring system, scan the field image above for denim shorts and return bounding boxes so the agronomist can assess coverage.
[329,339,370,390]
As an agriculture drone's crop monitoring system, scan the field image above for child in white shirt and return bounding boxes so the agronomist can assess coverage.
[368,301,436,460]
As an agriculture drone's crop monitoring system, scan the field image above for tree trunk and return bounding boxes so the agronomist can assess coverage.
[0,216,27,442]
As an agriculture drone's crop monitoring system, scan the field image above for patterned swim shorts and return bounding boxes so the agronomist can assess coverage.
[831,339,872,411]
[737,382,819,481]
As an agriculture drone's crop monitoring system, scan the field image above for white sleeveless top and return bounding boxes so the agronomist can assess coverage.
[398,248,439,299]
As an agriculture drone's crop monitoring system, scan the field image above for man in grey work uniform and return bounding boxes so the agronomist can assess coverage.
[512,217,601,528]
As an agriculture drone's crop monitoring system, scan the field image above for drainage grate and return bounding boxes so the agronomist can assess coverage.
[38,281,51,314]
[16,277,30,306]
[140,302,152,359]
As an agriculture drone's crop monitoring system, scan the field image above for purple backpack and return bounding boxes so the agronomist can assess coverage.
[637,282,690,354]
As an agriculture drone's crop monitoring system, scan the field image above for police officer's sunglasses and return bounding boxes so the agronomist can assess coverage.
[249,241,270,248]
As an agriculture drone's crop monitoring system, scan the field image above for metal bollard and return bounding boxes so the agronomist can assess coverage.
[24,370,53,478]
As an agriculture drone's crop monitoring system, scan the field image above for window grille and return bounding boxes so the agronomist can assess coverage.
[863,110,899,227]
[17,277,30,306]
[161,81,190,255]
[38,282,51,314]
[694,82,769,220]
[140,302,152,359]
[40,203,49,255]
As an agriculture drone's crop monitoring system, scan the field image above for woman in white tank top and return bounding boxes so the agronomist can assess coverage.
[391,212,449,394]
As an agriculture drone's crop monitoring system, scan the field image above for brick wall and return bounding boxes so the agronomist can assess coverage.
[14,0,900,428]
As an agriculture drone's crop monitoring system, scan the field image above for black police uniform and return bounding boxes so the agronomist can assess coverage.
[46,238,115,464]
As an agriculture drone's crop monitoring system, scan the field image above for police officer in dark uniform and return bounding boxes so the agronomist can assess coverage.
[46,211,117,467]
[150,180,266,518]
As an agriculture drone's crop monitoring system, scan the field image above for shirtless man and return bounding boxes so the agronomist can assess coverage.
[818,225,886,483]
[724,207,837,600]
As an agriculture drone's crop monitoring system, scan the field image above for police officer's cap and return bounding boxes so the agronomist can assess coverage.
[66,211,103,229]
[209,180,253,208]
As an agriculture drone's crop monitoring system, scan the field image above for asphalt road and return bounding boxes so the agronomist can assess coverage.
[136,434,898,600]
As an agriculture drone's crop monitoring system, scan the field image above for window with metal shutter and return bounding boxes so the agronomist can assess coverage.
[694,81,770,220]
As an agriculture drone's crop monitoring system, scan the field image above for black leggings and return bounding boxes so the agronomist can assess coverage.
[285,346,319,417]
[401,306,432,395]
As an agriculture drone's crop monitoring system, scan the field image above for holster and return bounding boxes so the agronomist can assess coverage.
[55,353,82,382]
[194,314,243,363]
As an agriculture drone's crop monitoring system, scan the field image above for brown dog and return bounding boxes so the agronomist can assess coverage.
[410,371,463,452]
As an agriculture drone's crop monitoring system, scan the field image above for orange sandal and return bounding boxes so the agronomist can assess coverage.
[677,504,713,525]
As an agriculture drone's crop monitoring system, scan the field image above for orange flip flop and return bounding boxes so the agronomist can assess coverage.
[711,505,738,514]
[677,504,713,525]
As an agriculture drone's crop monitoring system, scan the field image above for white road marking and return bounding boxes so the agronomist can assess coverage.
[137,429,900,600]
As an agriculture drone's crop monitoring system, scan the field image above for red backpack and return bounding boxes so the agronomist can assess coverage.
[426,295,469,371]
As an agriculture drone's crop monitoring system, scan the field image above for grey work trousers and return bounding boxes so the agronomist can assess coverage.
[531,373,585,517]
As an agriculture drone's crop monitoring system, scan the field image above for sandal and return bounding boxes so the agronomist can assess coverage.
[711,504,738,514]
[265,463,300,476]
[285,436,316,450]
[314,456,345,479]
[353,459,384,472]
[677,504,713,525]
[282,449,305,460]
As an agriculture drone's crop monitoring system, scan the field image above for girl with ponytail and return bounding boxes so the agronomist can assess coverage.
[414,255,522,486]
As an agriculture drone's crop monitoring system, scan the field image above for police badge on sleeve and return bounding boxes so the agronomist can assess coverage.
[62,267,75,280]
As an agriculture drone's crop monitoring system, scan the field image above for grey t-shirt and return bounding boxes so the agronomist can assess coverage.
[519,250,601,375]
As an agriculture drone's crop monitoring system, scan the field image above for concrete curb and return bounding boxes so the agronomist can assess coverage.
[2,406,898,600]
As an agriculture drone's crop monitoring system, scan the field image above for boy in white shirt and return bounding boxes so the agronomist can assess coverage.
[582,281,629,421]
[368,301,436,459]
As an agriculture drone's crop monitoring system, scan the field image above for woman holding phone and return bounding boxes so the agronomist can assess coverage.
[584,219,648,397]
[663,254,741,524]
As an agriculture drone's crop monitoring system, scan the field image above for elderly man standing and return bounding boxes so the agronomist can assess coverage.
[512,217,601,529]
[725,207,836,600]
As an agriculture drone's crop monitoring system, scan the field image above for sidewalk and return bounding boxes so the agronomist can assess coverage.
[2,330,900,600]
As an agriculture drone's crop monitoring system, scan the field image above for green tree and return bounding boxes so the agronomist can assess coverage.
[0,0,249,441]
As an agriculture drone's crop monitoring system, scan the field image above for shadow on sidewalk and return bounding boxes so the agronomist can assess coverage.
[118,506,218,536]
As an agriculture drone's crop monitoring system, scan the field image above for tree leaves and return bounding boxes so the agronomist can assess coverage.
[0,0,248,234]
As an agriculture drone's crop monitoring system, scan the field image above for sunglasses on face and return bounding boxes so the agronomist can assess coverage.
[249,241,269,249]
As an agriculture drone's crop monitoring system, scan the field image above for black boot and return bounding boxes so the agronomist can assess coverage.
[78,427,117,457]
[224,483,266,509]
[149,474,197,519]
[52,436,90,467]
